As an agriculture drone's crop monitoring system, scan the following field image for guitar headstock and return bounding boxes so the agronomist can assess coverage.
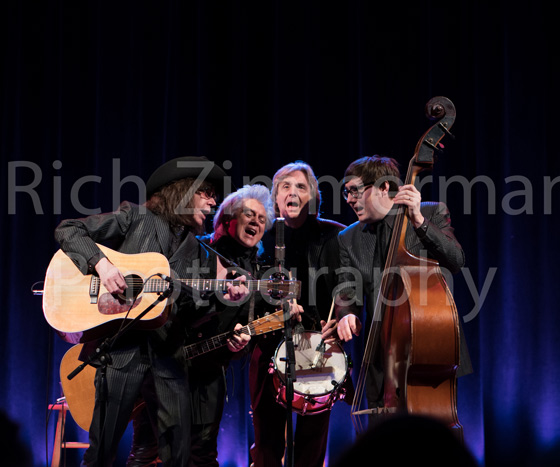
[250,309,285,335]
[266,279,301,300]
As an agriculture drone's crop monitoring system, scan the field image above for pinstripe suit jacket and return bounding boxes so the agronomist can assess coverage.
[56,201,198,464]
[54,201,202,376]
[337,201,472,377]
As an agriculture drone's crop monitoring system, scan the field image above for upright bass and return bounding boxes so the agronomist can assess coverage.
[351,96,463,440]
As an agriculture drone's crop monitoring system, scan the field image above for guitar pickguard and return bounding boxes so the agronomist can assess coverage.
[98,293,142,315]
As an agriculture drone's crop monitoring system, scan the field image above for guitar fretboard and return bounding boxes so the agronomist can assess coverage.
[184,325,251,359]
[180,279,265,293]
[90,277,299,297]
[143,279,171,293]
[148,278,297,295]
[183,310,285,359]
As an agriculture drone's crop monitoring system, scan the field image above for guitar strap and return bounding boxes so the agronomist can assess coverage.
[196,238,243,271]
[247,290,256,323]
[247,263,261,322]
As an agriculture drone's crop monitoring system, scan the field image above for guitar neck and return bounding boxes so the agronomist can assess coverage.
[144,278,294,294]
[184,324,251,360]
[183,310,285,360]
[180,278,263,293]
[142,278,259,294]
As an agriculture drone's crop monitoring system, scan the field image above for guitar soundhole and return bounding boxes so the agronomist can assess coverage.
[123,274,144,301]
[98,274,143,315]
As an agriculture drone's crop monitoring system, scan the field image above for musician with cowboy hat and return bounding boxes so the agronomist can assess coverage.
[55,156,248,466]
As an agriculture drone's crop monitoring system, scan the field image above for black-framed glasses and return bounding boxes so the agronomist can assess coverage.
[342,183,373,200]
[196,186,218,201]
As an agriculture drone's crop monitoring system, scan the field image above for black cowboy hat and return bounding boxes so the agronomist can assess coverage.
[146,156,228,198]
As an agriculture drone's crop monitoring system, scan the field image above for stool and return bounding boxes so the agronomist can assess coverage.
[49,401,89,467]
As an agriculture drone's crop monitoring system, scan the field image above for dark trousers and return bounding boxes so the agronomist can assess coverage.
[82,348,191,467]
[128,405,221,467]
[190,423,220,467]
[249,344,330,467]
[127,403,159,467]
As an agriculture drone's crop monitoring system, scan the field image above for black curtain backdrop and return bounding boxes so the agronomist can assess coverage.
[2,1,559,466]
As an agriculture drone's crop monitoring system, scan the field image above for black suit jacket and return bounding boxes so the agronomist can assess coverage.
[249,216,346,410]
[260,216,346,329]
[336,202,472,378]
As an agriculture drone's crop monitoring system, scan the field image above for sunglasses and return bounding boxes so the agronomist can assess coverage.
[195,186,218,201]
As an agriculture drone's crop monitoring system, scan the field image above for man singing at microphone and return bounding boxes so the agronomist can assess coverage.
[249,162,346,467]
[55,156,248,466]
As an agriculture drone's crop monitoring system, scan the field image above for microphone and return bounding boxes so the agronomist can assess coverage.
[156,273,175,297]
[275,217,285,269]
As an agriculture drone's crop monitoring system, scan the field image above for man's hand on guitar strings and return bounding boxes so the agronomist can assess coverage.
[226,323,251,352]
[224,275,249,302]
[95,257,127,294]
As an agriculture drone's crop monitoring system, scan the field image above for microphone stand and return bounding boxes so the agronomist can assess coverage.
[67,274,175,380]
[275,218,296,467]
[65,273,174,465]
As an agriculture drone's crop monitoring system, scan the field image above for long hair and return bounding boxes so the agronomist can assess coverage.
[146,178,213,233]
[271,161,321,217]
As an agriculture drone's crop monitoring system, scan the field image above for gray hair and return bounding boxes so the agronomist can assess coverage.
[213,184,275,234]
[271,161,321,217]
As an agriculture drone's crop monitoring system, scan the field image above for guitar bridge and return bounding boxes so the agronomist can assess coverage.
[89,276,100,304]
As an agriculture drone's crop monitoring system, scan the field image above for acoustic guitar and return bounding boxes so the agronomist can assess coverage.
[42,244,300,343]
[60,309,286,431]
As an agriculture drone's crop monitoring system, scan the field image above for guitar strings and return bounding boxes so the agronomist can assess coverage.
[120,277,297,294]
